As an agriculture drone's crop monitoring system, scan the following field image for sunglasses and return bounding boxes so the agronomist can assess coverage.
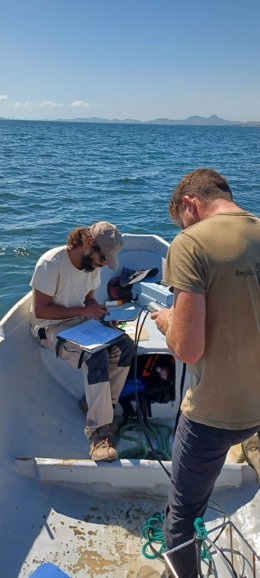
[92,243,107,263]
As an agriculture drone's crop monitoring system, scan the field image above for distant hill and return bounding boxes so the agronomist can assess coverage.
[1,114,260,126]
[146,114,240,126]
[58,114,260,126]
[61,116,143,124]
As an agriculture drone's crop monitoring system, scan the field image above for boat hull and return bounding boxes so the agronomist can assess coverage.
[0,234,259,577]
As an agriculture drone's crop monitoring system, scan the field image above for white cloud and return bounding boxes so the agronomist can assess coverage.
[0,95,9,103]
[71,100,89,108]
[14,100,63,108]
[14,101,34,108]
[39,100,63,108]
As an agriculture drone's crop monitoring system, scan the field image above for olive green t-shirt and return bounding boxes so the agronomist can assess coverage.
[163,212,260,430]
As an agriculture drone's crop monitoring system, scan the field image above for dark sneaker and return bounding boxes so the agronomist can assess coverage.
[242,434,260,485]
[89,428,118,462]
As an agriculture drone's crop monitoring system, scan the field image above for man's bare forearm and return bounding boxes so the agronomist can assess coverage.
[34,302,86,320]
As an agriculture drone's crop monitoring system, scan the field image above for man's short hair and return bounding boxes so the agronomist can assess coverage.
[169,168,233,222]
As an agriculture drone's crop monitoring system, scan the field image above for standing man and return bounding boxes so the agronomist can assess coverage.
[30,221,134,462]
[152,169,260,577]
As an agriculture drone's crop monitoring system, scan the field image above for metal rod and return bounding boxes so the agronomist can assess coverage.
[164,537,195,555]
[229,521,260,562]
[162,554,179,578]
[163,538,196,578]
[163,519,260,577]
[229,522,234,570]
[252,552,256,578]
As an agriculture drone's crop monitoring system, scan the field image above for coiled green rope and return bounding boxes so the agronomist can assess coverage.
[115,419,173,460]
[141,513,166,559]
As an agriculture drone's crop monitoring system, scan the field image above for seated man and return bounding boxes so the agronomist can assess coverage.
[30,221,134,462]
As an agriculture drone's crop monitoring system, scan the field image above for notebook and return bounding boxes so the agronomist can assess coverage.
[57,319,123,353]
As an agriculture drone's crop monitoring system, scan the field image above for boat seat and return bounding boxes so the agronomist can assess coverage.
[29,562,72,577]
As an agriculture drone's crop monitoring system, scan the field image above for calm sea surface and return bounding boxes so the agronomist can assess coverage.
[1,120,260,319]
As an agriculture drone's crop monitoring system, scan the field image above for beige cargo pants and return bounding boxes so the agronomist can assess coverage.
[36,318,135,438]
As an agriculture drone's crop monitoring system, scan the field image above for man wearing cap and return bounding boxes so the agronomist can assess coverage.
[30,222,134,461]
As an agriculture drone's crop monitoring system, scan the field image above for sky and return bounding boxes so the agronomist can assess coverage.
[1,0,260,122]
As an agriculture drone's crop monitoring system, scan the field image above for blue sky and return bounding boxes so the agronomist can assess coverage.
[1,0,260,121]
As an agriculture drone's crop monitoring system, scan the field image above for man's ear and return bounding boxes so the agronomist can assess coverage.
[182,195,197,215]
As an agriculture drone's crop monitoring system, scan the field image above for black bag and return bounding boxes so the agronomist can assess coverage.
[119,354,175,418]
[136,354,175,404]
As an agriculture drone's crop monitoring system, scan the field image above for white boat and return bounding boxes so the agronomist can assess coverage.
[0,233,259,578]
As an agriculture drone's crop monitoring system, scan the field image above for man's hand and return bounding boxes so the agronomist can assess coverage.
[151,308,172,336]
[83,303,108,321]
[105,320,121,328]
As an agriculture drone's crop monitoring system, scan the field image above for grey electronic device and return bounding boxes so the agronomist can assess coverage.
[146,301,165,313]
[133,281,173,309]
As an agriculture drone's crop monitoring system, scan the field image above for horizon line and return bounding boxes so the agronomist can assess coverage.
[1,114,260,125]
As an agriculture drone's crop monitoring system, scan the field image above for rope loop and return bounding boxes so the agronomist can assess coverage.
[141,512,166,560]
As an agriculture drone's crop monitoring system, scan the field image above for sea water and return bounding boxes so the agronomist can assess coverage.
[1,120,260,318]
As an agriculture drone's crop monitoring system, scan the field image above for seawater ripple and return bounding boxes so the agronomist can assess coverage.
[0,120,259,317]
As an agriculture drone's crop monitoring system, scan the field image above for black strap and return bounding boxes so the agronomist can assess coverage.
[38,327,47,340]
[78,350,85,369]
[55,336,64,358]
[173,362,186,436]
[55,336,85,369]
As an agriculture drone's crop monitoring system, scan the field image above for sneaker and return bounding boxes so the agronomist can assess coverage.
[89,428,118,462]
[242,434,260,485]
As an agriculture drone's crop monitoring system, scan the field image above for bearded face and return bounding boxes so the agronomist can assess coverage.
[81,245,107,271]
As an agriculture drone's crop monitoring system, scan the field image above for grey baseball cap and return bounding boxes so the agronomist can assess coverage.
[88,221,123,270]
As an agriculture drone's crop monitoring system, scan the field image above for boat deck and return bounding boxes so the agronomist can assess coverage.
[3,470,259,578]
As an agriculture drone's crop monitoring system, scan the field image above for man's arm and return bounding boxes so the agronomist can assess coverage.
[33,289,107,321]
[85,290,120,326]
[151,289,205,365]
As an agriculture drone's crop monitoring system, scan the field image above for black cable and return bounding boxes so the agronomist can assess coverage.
[207,498,228,517]
[208,516,227,548]
[132,308,237,516]
[216,548,238,578]
[146,527,165,560]
[132,304,231,571]
[207,498,228,533]
[173,361,186,437]
[133,307,171,479]
[195,539,213,578]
